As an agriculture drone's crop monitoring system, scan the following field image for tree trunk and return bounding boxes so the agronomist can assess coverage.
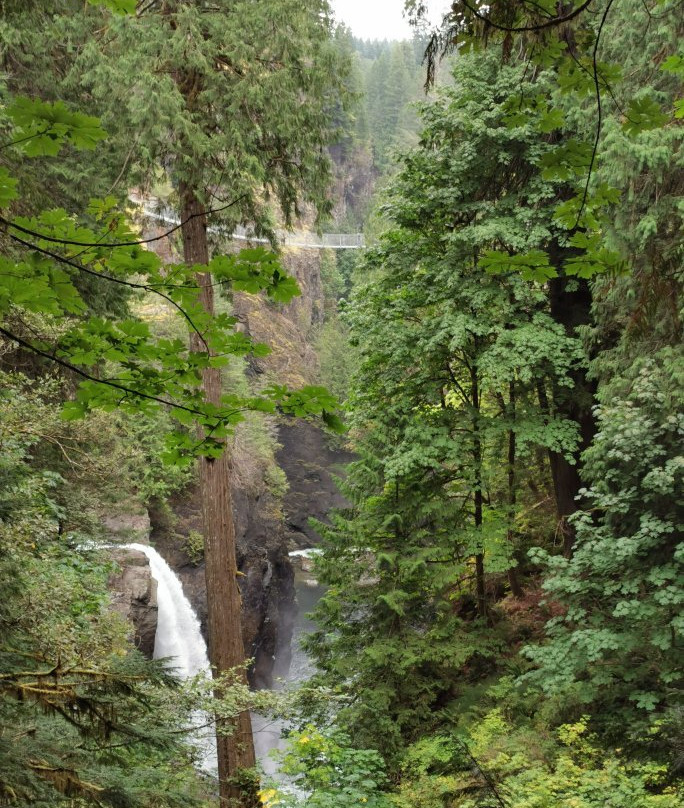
[545,260,597,557]
[180,184,257,807]
[470,359,487,620]
[506,381,524,598]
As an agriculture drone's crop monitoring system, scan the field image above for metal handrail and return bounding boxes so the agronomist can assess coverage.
[132,197,365,250]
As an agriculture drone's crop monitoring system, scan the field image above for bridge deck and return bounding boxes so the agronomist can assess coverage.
[132,198,365,250]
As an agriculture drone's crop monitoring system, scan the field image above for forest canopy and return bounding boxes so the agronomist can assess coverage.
[0,0,682,807]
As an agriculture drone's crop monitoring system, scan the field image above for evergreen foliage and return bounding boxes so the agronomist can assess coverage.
[277,3,683,805]
[305,51,586,760]
[524,350,683,756]
[0,372,210,806]
[0,0,349,804]
[0,0,682,805]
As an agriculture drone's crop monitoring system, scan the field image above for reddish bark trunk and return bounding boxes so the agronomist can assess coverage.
[180,185,257,807]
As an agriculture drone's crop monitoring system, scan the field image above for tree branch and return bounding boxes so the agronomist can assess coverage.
[459,0,595,34]
[8,232,210,351]
[0,193,248,249]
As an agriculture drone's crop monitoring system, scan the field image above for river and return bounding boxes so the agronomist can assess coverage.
[252,564,325,775]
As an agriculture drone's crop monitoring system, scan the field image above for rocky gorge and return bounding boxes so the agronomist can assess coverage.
[108,229,352,688]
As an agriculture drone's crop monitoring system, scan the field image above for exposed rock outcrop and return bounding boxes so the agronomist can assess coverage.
[232,248,325,388]
[109,547,158,658]
[125,231,350,688]
[146,418,352,687]
[277,420,354,549]
[102,512,151,544]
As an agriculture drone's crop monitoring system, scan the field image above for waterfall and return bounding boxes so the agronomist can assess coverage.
[118,542,324,783]
[252,555,325,780]
[123,543,218,773]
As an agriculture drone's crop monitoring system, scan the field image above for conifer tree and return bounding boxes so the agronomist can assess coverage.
[411,0,682,555]
[0,2,349,804]
[76,3,350,803]
[307,52,584,759]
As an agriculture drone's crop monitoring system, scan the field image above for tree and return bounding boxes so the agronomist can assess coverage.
[517,2,683,760]
[408,1,682,555]
[305,52,584,761]
[523,349,683,765]
[412,0,681,287]
[0,374,211,806]
[73,2,351,803]
[0,2,348,804]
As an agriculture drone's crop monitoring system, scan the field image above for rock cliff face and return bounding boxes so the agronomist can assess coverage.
[128,225,351,686]
[277,420,354,549]
[232,247,325,388]
[109,547,158,658]
[147,417,353,686]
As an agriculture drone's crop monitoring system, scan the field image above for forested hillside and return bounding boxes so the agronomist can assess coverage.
[278,1,683,806]
[0,1,682,808]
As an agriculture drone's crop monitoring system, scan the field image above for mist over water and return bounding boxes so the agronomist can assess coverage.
[252,565,326,779]
[120,543,324,783]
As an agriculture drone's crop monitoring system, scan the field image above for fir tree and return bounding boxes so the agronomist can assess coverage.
[306,52,584,761]
[76,3,351,802]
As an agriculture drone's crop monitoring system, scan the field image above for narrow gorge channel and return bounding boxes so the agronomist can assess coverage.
[253,556,325,777]
[121,542,324,783]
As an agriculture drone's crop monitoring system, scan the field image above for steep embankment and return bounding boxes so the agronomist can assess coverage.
[232,245,355,545]
[109,545,158,658]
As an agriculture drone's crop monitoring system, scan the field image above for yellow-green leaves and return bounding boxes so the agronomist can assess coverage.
[564,232,624,278]
[6,97,107,156]
[207,249,302,302]
[479,250,557,283]
[86,0,136,14]
[0,169,18,208]
[539,139,593,181]
[265,384,345,433]
[0,256,86,317]
[2,193,339,459]
[623,96,669,137]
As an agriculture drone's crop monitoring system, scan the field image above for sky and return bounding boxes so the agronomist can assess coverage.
[329,0,451,41]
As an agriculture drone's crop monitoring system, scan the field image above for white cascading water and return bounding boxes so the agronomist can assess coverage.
[252,552,325,783]
[123,543,218,774]
[118,542,323,784]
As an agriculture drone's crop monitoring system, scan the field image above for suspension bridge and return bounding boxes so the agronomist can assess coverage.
[131,195,366,250]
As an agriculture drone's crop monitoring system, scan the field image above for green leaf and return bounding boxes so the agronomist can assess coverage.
[251,342,271,358]
[60,400,88,421]
[86,0,136,13]
[479,250,557,282]
[538,107,564,133]
[539,139,593,180]
[0,169,18,207]
[269,273,301,303]
[661,54,684,75]
[322,410,346,434]
[7,97,106,156]
[629,691,659,711]
[623,96,669,137]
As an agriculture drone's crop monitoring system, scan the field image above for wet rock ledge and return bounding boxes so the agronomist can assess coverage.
[109,546,158,658]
